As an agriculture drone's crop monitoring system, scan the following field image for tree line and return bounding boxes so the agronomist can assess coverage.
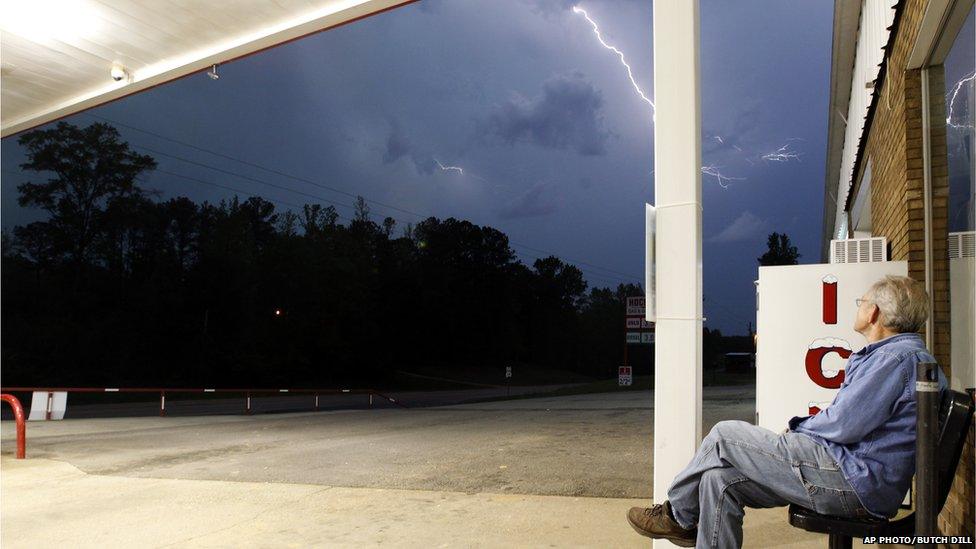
[2,122,650,388]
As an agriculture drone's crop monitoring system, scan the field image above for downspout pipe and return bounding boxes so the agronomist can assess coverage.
[920,68,934,348]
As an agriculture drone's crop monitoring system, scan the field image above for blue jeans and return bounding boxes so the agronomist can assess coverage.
[667,420,872,548]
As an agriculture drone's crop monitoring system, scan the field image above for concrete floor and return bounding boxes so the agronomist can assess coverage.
[1,388,862,547]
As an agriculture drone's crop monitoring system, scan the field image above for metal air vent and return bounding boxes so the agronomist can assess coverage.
[829,237,887,264]
[948,232,975,259]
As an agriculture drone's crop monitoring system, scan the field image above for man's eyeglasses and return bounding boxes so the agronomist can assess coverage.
[855,298,871,307]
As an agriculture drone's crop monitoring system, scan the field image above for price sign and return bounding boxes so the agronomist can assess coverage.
[618,366,633,386]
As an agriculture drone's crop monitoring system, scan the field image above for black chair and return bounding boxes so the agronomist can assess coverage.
[788,390,974,549]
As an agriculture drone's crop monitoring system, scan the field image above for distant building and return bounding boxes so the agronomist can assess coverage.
[723,352,754,373]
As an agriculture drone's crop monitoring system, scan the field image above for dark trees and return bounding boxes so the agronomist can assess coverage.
[16,122,157,266]
[2,123,641,388]
[757,232,801,266]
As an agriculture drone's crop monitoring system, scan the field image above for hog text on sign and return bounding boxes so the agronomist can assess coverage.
[626,296,645,316]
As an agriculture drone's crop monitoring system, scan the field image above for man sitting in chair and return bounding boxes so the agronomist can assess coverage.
[627,275,948,548]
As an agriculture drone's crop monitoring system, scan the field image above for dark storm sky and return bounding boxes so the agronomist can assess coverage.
[0,0,836,335]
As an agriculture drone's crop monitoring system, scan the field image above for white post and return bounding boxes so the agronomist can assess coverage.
[652,2,702,546]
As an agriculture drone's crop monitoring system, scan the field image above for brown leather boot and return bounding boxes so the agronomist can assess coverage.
[626,501,697,547]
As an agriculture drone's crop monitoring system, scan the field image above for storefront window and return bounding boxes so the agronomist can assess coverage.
[937,6,974,392]
[944,9,974,232]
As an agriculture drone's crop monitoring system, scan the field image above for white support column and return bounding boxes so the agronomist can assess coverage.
[652,2,702,546]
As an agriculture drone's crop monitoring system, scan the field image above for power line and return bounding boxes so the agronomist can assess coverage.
[138,146,359,214]
[85,113,427,220]
[151,167,637,286]
[85,113,643,281]
[10,160,639,287]
[10,156,721,293]
[8,153,687,292]
[511,248,639,287]
[6,151,674,287]
[506,241,642,280]
[150,170,338,219]
[158,165,636,284]
[148,147,639,285]
[703,294,753,330]
[83,113,644,283]
[8,117,690,290]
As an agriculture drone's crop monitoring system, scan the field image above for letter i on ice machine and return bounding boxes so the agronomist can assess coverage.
[754,260,907,430]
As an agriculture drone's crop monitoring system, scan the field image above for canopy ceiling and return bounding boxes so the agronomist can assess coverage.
[1,0,413,137]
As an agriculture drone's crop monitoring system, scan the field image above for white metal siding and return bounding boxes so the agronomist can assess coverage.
[833,0,898,239]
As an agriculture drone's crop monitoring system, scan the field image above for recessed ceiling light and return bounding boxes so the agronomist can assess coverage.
[1,0,103,44]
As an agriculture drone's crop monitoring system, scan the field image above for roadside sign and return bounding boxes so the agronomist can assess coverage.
[626,296,645,316]
[505,366,512,379]
[28,391,67,421]
[618,366,633,386]
[626,331,654,345]
[626,318,654,329]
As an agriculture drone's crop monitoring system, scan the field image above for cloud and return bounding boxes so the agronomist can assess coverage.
[487,72,611,156]
[416,0,443,13]
[710,211,767,243]
[382,118,437,174]
[382,119,411,163]
[497,181,560,219]
[521,0,578,17]
[522,0,638,18]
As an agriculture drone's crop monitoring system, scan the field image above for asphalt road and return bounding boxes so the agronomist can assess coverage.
[2,386,755,499]
[0,384,585,419]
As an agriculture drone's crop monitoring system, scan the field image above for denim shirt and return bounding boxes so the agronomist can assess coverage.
[788,333,948,518]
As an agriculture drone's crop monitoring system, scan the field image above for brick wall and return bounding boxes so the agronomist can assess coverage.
[855,0,973,541]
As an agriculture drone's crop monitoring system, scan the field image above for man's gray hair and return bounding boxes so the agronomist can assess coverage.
[865,275,929,333]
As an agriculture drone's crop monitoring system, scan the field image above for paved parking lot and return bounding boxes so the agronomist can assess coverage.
[1,387,861,547]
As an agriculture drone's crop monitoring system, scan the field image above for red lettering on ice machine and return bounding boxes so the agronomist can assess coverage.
[822,275,838,325]
[755,261,908,432]
[804,337,851,389]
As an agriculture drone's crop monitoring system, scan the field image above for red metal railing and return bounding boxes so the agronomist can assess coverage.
[0,394,26,459]
[0,387,407,417]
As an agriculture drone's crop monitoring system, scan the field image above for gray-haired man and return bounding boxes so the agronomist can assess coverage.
[627,275,948,548]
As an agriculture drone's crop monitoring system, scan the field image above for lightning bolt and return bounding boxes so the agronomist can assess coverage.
[434,159,464,175]
[572,5,655,114]
[761,142,802,163]
[435,158,493,186]
[946,71,975,130]
[651,165,743,189]
[701,166,744,189]
[572,6,783,191]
